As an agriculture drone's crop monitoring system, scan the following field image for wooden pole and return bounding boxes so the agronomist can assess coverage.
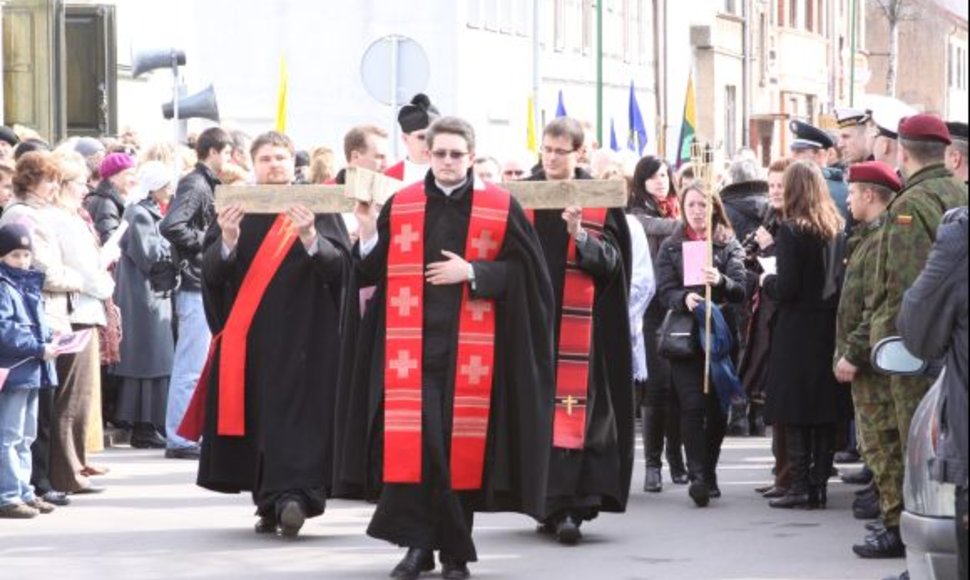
[703,144,714,396]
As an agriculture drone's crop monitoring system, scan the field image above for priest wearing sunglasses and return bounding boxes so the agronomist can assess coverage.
[339,116,556,580]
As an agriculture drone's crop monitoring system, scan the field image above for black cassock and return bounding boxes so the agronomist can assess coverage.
[527,169,635,524]
[196,213,350,520]
[334,172,556,562]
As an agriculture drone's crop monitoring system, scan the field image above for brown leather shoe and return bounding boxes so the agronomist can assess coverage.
[0,503,39,519]
[26,498,56,514]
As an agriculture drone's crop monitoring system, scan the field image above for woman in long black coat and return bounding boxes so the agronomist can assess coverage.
[627,156,688,492]
[762,161,849,510]
[654,185,746,507]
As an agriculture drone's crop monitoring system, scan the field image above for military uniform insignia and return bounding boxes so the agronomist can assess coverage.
[896,215,913,226]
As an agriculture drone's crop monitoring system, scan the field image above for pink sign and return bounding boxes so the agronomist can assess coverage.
[682,241,709,287]
[0,367,9,392]
[54,329,93,356]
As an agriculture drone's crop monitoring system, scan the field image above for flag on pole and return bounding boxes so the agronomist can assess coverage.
[275,55,288,133]
[628,82,648,155]
[527,96,539,154]
[610,119,620,152]
[676,74,697,168]
[556,90,568,118]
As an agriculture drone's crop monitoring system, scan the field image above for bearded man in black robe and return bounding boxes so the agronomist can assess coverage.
[338,116,555,580]
[184,131,351,537]
[528,117,634,545]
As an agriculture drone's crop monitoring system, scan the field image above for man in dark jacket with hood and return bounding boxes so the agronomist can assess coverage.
[159,127,232,458]
[898,206,968,579]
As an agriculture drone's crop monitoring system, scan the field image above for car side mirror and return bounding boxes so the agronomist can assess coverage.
[871,337,927,376]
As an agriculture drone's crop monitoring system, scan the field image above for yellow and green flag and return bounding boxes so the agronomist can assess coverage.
[676,74,696,168]
[527,96,538,154]
[275,55,288,133]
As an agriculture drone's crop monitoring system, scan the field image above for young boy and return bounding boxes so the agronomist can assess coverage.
[0,223,58,519]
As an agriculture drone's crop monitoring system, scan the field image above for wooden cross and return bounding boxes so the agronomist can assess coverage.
[214,168,628,214]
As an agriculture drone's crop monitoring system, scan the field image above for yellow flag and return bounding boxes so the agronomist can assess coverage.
[275,55,288,133]
[527,96,538,154]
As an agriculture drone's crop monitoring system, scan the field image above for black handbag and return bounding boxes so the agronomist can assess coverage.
[657,310,699,359]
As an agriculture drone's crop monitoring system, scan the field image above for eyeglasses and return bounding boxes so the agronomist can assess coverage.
[431,150,469,160]
[503,169,525,177]
[541,146,576,157]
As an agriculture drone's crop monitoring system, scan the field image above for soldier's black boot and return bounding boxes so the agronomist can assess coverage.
[641,406,664,493]
[770,426,813,509]
[853,526,905,559]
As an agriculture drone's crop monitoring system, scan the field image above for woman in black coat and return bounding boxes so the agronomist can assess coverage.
[762,161,848,510]
[655,184,746,507]
[628,156,688,491]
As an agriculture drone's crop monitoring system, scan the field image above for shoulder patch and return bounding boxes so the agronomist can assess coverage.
[896,215,913,226]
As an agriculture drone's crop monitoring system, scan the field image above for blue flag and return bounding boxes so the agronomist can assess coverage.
[628,81,648,155]
[556,90,568,118]
[610,119,620,152]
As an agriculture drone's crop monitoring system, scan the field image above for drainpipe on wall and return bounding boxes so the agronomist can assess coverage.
[850,0,858,106]
[596,0,604,145]
[742,0,752,149]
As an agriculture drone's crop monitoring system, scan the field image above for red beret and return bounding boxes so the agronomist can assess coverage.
[848,161,903,193]
[898,114,952,145]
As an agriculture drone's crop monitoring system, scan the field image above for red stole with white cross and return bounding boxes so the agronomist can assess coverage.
[384,181,511,490]
[527,208,609,450]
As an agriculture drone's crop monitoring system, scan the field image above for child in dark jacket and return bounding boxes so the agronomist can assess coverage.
[0,223,58,519]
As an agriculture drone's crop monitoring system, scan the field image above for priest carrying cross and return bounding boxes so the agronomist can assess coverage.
[527,117,634,546]
[341,116,556,580]
[178,131,352,538]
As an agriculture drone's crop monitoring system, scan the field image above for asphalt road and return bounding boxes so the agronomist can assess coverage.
[0,437,904,580]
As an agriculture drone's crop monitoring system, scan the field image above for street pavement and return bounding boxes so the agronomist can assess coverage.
[0,437,904,580]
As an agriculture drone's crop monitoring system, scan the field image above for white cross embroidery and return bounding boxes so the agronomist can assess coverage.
[466,300,492,322]
[391,287,420,317]
[470,230,498,260]
[460,355,490,385]
[394,224,420,253]
[389,350,419,379]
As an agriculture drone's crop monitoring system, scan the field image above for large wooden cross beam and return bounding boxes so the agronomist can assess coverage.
[215,170,628,213]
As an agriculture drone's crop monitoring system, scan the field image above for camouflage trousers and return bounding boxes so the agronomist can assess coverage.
[852,371,933,527]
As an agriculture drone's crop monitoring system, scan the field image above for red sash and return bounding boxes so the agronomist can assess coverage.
[384,182,510,490]
[526,208,608,450]
[177,214,297,440]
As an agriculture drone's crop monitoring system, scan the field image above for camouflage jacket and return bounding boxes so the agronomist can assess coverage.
[836,215,885,367]
[870,164,969,345]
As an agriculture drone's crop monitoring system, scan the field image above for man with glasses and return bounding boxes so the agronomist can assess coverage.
[344,116,555,580]
[527,117,634,546]
[385,93,438,185]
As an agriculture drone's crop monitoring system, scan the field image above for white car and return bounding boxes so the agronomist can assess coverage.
[872,338,959,580]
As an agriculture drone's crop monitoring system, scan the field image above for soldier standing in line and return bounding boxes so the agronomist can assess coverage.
[833,162,905,558]
[860,114,969,559]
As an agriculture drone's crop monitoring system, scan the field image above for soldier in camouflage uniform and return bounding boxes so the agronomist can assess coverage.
[834,162,904,558]
[860,115,970,559]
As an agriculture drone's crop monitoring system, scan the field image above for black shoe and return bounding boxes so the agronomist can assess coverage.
[165,446,201,460]
[853,495,881,520]
[761,486,788,499]
[390,548,435,579]
[834,449,862,464]
[254,515,277,534]
[842,466,874,485]
[278,499,306,538]
[130,428,167,449]
[881,572,908,580]
[810,486,828,509]
[643,467,663,493]
[670,469,690,485]
[41,491,71,506]
[852,527,905,559]
[769,491,813,509]
[866,520,886,533]
[688,481,710,507]
[536,520,557,535]
[71,485,106,495]
[709,485,722,499]
[754,484,774,494]
[555,515,582,545]
[441,558,471,580]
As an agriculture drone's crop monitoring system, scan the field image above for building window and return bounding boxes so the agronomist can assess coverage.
[624,0,634,63]
[776,0,785,27]
[789,0,798,28]
[724,0,737,14]
[725,85,738,156]
[515,0,531,36]
[468,0,483,28]
[582,0,593,54]
[806,0,814,33]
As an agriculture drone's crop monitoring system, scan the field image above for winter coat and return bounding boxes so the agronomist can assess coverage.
[159,163,221,291]
[83,179,127,245]
[113,199,174,379]
[49,207,113,327]
[0,201,82,334]
[763,221,850,425]
[0,263,56,390]
[898,207,968,486]
[720,180,769,244]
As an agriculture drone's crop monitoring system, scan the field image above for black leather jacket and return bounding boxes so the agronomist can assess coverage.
[159,163,221,291]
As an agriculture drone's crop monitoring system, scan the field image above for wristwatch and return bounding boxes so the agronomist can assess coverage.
[575,228,589,245]
[468,264,477,292]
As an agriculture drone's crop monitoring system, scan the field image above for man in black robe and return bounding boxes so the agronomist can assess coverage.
[528,117,634,545]
[340,116,555,580]
[191,131,350,537]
